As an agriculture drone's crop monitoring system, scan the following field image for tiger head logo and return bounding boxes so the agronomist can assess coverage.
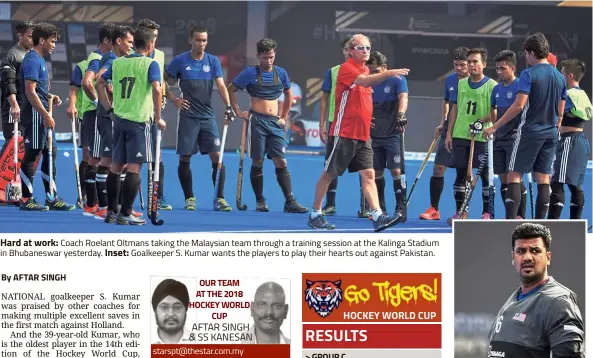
[304,279,343,318]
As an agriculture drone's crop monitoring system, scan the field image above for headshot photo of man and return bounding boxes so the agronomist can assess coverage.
[151,278,193,344]
[242,280,291,344]
[454,221,586,358]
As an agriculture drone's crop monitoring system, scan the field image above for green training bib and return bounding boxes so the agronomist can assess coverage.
[112,56,155,123]
[567,87,592,121]
[453,77,497,142]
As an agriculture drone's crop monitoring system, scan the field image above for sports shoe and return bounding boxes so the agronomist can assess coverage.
[104,210,118,224]
[214,198,232,211]
[446,212,468,226]
[116,213,146,225]
[308,214,335,230]
[373,212,402,232]
[516,216,524,220]
[94,207,108,220]
[117,204,143,217]
[419,206,440,220]
[482,212,492,219]
[46,197,75,211]
[83,204,98,217]
[184,197,196,211]
[19,198,48,211]
[256,198,269,212]
[322,204,336,216]
[284,199,308,213]
[158,197,172,210]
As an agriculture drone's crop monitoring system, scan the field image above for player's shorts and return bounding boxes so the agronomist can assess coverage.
[176,113,220,156]
[96,115,113,158]
[450,138,487,169]
[434,134,452,167]
[551,131,589,186]
[324,136,373,177]
[80,110,100,155]
[21,107,55,151]
[493,137,515,175]
[372,134,404,171]
[111,114,150,165]
[247,111,285,160]
[508,135,557,175]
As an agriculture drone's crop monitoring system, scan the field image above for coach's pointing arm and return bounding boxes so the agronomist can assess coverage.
[352,68,410,88]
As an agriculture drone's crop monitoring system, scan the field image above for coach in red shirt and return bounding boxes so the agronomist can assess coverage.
[307,34,410,232]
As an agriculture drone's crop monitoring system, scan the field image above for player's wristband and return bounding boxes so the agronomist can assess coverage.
[92,99,98,107]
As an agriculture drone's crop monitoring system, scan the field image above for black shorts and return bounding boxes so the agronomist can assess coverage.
[80,110,100,157]
[112,114,151,165]
[372,135,404,171]
[324,136,373,177]
[450,138,487,169]
[96,115,113,158]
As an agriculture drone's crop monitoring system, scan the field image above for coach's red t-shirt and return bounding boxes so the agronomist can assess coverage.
[329,58,373,141]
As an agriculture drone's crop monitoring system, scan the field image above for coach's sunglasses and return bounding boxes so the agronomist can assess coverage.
[353,45,371,51]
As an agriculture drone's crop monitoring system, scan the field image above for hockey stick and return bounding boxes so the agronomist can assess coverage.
[5,116,22,203]
[488,138,495,218]
[357,176,367,218]
[399,130,408,223]
[213,123,229,206]
[447,136,487,226]
[406,134,438,207]
[527,172,534,219]
[149,128,164,225]
[139,186,145,210]
[236,119,248,211]
[47,96,57,201]
[70,114,83,208]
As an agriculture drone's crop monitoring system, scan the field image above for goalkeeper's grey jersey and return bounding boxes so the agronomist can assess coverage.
[487,277,584,357]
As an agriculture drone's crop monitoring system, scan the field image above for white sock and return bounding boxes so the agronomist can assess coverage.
[310,210,323,219]
[371,208,383,221]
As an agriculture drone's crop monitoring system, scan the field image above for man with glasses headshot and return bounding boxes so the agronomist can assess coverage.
[151,278,192,344]
[307,33,409,231]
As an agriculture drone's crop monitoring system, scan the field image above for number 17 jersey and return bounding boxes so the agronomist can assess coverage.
[452,76,497,142]
[487,277,584,358]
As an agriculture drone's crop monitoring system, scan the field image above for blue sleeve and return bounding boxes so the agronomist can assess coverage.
[491,84,498,107]
[100,57,114,72]
[165,55,180,79]
[518,69,531,94]
[148,61,161,83]
[560,77,567,100]
[23,59,40,82]
[212,56,223,79]
[101,66,112,82]
[564,95,574,113]
[321,69,332,93]
[232,67,254,90]
[395,77,408,95]
[70,65,82,87]
[444,78,450,100]
[280,68,291,90]
[449,85,458,104]
[87,59,100,74]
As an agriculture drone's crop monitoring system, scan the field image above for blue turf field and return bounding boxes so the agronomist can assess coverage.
[0,143,590,233]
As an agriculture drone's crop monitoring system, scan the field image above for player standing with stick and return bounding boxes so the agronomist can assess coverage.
[228,38,308,213]
[548,59,591,220]
[92,25,137,220]
[490,50,528,219]
[483,33,566,219]
[165,25,233,211]
[137,18,172,211]
[98,27,164,225]
[308,34,409,231]
[420,47,469,220]
[19,22,74,211]
[366,51,409,218]
[445,48,497,221]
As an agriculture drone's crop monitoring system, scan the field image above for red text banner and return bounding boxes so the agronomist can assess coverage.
[302,324,441,349]
[301,273,441,323]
